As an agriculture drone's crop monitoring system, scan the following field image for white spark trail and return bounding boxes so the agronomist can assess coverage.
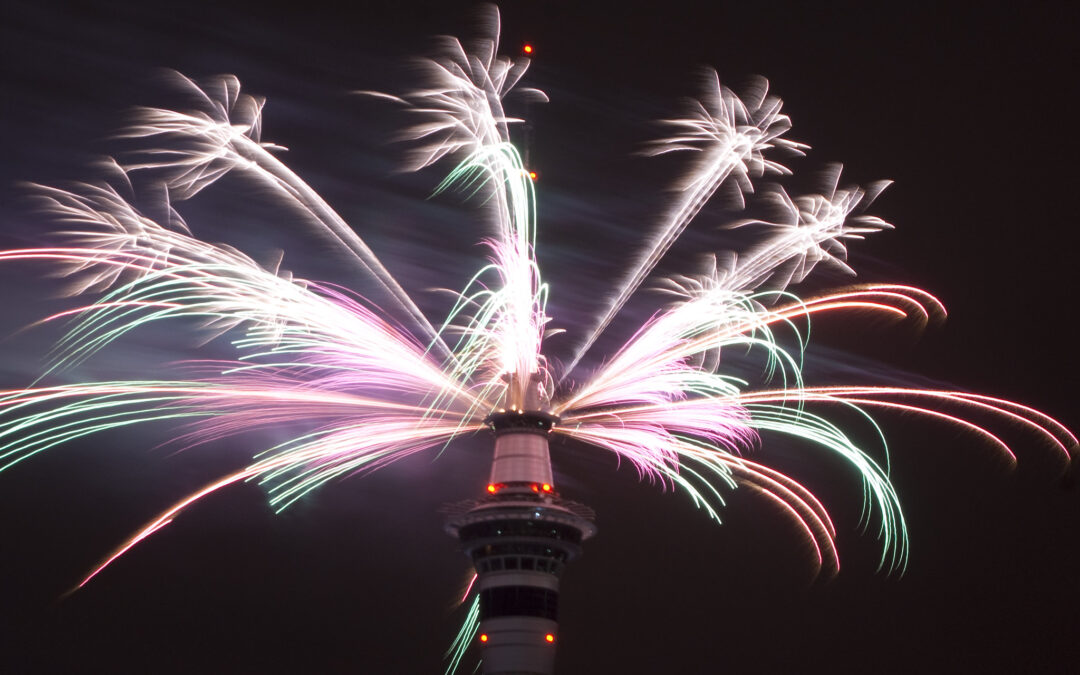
[564,72,806,378]
[119,71,455,364]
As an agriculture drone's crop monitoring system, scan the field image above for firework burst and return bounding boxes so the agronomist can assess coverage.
[0,9,1074,671]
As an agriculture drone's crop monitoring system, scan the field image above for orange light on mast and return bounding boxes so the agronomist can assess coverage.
[541,483,552,493]
[528,171,538,181]
[523,43,534,54]
[480,634,489,643]
[487,484,498,494]
[545,633,555,643]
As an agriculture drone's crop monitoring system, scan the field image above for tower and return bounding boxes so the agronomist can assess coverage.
[445,376,596,674]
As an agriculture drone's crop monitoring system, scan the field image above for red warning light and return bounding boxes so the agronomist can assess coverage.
[545,633,555,643]
[541,483,552,493]
[487,484,498,494]
[523,43,534,54]
[531,483,540,492]
[528,171,538,181]
[480,634,489,643]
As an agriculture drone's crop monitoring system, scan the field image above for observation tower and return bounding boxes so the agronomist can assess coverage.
[446,375,596,674]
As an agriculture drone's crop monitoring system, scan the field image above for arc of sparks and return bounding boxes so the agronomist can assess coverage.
[0,13,1072,646]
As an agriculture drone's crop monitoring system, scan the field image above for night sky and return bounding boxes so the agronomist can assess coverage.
[1,2,1077,673]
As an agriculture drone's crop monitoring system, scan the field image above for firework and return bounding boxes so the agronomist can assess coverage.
[0,7,1074,674]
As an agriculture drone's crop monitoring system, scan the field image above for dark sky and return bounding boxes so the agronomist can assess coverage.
[1,2,1077,673]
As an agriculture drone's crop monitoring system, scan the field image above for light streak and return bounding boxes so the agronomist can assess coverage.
[445,596,481,675]
[119,72,454,363]
[460,573,478,603]
[0,10,1073,672]
[565,72,808,376]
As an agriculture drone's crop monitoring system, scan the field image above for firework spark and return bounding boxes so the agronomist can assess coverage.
[0,9,1074,671]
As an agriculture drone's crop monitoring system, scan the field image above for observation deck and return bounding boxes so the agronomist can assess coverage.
[446,407,596,675]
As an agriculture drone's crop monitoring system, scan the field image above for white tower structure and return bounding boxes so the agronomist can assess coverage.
[446,375,596,674]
